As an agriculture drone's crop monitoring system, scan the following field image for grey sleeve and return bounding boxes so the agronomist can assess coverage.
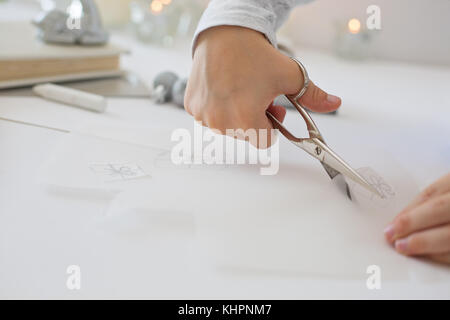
[192,0,313,54]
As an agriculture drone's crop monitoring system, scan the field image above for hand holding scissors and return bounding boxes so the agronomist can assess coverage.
[266,58,383,198]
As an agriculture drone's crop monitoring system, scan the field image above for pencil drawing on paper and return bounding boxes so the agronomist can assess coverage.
[355,167,396,200]
[89,162,148,182]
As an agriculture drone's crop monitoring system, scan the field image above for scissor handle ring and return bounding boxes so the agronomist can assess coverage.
[287,57,310,102]
[267,56,323,143]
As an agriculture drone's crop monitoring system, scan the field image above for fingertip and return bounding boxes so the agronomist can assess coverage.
[314,94,341,113]
[394,238,409,255]
[384,224,395,244]
[298,81,342,113]
[326,94,342,110]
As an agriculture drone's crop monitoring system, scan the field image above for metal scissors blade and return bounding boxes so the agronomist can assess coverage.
[267,95,383,198]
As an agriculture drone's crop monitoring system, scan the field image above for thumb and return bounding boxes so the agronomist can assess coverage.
[298,80,341,113]
[280,57,341,113]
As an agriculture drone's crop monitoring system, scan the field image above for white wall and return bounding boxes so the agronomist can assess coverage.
[279,0,450,66]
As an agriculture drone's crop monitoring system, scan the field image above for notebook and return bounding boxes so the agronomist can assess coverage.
[0,72,152,98]
[0,22,128,89]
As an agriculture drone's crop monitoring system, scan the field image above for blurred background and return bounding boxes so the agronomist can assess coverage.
[280,0,450,66]
[1,0,449,66]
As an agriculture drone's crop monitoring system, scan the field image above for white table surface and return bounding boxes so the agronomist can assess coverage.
[1,3,450,299]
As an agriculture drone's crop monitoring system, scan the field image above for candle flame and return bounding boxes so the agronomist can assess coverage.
[151,0,163,14]
[348,18,361,34]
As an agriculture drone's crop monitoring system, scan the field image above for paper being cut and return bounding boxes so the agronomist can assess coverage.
[334,166,397,209]
[187,141,450,282]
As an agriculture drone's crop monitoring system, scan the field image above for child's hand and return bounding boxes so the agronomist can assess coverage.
[385,173,450,264]
[184,26,341,148]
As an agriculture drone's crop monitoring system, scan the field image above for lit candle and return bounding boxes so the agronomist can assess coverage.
[130,0,202,46]
[150,0,164,14]
[335,18,371,60]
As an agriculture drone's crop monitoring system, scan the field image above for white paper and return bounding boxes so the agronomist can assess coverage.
[37,121,450,282]
[100,139,450,282]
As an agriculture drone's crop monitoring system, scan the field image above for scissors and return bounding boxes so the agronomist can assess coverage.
[266,58,383,198]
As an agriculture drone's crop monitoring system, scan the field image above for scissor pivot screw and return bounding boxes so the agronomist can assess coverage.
[315,146,322,155]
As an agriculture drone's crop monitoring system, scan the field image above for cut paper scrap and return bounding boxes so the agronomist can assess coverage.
[38,132,164,191]
[346,167,397,209]
[357,167,397,199]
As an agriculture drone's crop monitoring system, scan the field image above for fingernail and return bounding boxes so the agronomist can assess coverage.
[395,238,409,254]
[384,224,395,241]
[326,94,340,104]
